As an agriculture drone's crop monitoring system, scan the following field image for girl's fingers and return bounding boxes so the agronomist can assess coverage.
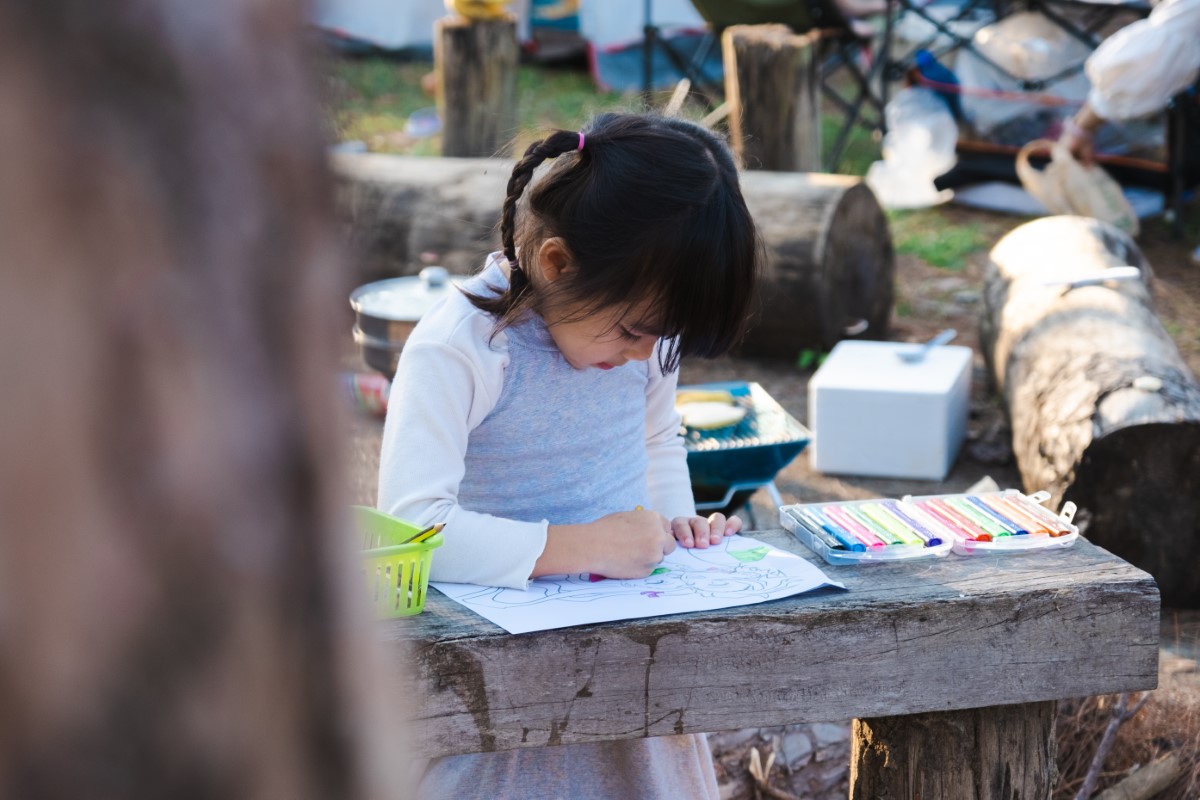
[706,513,726,544]
[690,517,711,548]
[725,515,743,535]
[671,517,694,547]
[660,532,676,557]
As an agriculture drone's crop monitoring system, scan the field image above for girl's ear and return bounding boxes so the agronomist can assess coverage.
[536,237,573,284]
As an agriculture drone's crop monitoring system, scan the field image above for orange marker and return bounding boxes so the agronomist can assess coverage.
[981,495,1051,536]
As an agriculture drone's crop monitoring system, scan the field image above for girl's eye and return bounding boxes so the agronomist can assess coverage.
[619,327,640,341]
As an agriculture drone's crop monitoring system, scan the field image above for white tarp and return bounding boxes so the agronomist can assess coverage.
[315,0,706,51]
[315,0,532,50]
[578,0,706,49]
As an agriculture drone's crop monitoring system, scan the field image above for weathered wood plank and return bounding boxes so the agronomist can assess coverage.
[385,531,1158,758]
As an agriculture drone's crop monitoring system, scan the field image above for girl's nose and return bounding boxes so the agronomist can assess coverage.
[624,335,657,362]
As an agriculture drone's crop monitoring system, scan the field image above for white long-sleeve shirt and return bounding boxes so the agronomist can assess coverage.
[1086,0,1200,120]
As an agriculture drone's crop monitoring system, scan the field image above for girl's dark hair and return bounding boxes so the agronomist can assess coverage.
[465,112,760,372]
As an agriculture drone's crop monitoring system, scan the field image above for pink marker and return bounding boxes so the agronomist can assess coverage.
[822,505,887,548]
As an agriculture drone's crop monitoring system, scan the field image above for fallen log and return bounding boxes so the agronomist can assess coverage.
[980,215,1200,607]
[334,154,894,358]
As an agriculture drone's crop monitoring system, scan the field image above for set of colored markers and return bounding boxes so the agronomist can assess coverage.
[780,491,1079,565]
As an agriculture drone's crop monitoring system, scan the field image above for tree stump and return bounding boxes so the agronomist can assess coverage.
[851,702,1057,799]
[980,215,1200,607]
[435,15,519,158]
[0,0,402,795]
[723,24,821,172]
[334,154,894,357]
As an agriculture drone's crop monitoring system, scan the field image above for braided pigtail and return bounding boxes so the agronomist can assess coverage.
[466,129,584,327]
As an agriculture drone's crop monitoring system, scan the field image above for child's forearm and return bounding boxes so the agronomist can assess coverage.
[531,522,594,577]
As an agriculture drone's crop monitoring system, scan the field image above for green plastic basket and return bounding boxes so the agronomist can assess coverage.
[352,506,443,618]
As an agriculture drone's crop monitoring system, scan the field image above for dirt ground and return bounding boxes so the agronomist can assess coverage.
[344,202,1200,799]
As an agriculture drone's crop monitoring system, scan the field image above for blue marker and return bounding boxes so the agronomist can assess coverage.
[881,500,943,546]
[789,509,852,553]
[966,495,1029,535]
[797,507,866,552]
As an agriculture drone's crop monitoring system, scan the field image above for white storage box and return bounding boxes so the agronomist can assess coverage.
[808,340,972,480]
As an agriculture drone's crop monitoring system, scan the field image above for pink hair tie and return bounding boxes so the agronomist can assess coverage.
[577,131,585,152]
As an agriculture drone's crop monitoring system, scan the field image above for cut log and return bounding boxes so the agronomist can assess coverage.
[435,15,519,158]
[723,24,821,172]
[850,703,1058,800]
[980,215,1200,607]
[334,154,894,357]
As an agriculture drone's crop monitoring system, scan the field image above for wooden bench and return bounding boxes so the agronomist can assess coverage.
[387,529,1158,797]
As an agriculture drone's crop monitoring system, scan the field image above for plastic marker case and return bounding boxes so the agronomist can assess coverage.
[780,490,1078,565]
[780,499,954,565]
[903,490,1079,555]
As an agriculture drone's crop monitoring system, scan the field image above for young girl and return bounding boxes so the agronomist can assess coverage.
[378,112,760,799]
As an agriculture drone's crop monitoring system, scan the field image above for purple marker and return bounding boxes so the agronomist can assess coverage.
[881,500,943,546]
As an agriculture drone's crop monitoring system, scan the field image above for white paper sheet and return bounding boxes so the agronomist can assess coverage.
[431,534,844,634]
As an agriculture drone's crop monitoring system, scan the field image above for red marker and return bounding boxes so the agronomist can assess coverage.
[918,500,992,542]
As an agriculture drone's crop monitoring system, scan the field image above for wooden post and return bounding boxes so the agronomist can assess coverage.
[435,15,519,158]
[0,0,402,796]
[980,216,1200,607]
[723,24,821,172]
[851,703,1058,799]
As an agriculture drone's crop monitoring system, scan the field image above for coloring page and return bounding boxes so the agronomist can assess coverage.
[431,534,844,634]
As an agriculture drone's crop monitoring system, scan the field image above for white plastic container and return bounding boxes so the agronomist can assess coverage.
[808,340,972,480]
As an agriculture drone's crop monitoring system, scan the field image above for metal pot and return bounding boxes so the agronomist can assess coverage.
[350,266,466,376]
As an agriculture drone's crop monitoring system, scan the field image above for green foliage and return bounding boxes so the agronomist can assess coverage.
[820,114,880,177]
[795,348,828,371]
[888,209,991,271]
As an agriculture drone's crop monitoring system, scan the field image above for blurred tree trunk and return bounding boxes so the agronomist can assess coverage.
[0,1,402,798]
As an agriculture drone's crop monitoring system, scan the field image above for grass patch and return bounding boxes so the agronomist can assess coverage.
[820,113,880,177]
[327,57,628,155]
[889,209,991,270]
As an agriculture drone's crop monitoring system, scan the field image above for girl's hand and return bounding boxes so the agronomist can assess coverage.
[588,509,676,579]
[671,513,742,548]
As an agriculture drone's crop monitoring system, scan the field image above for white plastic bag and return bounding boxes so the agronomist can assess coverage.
[954,12,1091,136]
[865,87,957,209]
[1016,140,1139,236]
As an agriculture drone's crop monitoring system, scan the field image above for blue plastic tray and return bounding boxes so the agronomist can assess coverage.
[679,381,811,490]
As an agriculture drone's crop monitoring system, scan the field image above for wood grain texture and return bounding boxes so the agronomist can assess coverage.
[388,531,1157,758]
[435,16,518,158]
[851,702,1057,800]
[723,24,821,172]
[979,215,1200,606]
[333,155,895,357]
